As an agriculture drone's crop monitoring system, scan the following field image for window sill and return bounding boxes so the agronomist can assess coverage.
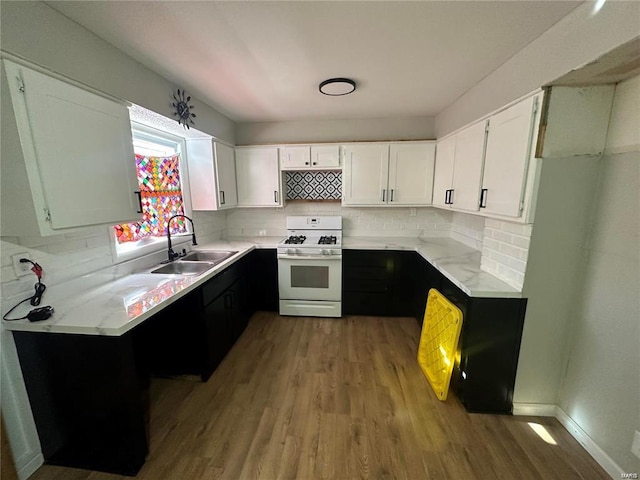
[111,234,193,264]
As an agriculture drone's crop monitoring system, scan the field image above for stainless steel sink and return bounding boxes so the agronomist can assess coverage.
[180,251,238,263]
[150,261,215,276]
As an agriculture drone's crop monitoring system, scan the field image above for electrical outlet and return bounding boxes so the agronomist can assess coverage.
[12,253,32,277]
[409,208,417,217]
[632,430,640,459]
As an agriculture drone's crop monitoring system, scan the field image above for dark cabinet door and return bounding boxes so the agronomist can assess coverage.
[441,276,527,414]
[201,291,231,380]
[343,250,394,316]
[413,256,442,325]
[248,249,278,312]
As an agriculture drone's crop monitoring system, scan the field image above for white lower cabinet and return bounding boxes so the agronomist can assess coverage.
[186,139,237,211]
[434,120,487,212]
[2,60,140,236]
[481,95,540,218]
[235,146,283,207]
[342,142,435,206]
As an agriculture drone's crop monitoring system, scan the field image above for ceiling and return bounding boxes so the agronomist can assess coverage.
[48,1,582,123]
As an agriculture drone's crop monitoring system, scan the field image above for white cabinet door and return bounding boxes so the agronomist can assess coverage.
[433,136,456,208]
[280,144,340,169]
[4,60,139,232]
[311,145,340,168]
[186,140,237,210]
[482,96,538,217]
[388,143,435,205]
[186,138,217,210]
[280,145,310,169]
[451,120,486,212]
[214,142,237,209]
[235,147,282,207]
[342,144,389,205]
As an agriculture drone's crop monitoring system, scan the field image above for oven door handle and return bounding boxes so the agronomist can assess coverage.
[277,254,342,261]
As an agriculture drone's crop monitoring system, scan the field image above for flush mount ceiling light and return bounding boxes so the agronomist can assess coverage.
[319,78,356,96]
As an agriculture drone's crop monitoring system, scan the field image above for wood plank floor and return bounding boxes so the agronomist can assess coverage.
[30,312,609,480]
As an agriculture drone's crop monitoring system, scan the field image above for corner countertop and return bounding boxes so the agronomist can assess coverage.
[2,235,519,337]
[342,236,521,299]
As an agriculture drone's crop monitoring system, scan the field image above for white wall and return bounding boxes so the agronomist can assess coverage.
[236,116,435,145]
[435,1,640,137]
[557,76,640,474]
[0,1,235,144]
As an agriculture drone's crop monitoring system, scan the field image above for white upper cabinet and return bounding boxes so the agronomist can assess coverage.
[433,136,456,208]
[280,144,340,170]
[342,144,390,205]
[310,145,340,169]
[481,95,539,217]
[388,143,435,205]
[186,139,237,211]
[433,121,486,212]
[235,146,283,207]
[280,145,310,169]
[214,143,238,209]
[342,142,435,206]
[2,60,139,236]
[451,120,487,212]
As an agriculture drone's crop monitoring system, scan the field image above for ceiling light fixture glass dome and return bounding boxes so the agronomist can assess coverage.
[319,78,356,96]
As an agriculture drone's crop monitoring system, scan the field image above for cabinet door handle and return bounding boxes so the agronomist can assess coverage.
[312,162,317,166]
[274,190,279,203]
[382,189,386,202]
[444,190,449,205]
[449,189,454,205]
[220,190,225,205]
[134,191,143,213]
[305,161,309,165]
[390,189,394,202]
[479,188,488,208]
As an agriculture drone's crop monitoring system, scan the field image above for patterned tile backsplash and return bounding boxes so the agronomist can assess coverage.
[285,171,342,200]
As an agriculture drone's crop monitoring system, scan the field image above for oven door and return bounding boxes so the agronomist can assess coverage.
[277,254,342,302]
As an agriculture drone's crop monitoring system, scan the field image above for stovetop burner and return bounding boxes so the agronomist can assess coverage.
[284,235,307,245]
[318,236,337,245]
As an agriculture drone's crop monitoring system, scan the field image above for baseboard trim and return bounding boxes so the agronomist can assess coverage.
[554,407,622,480]
[512,403,556,416]
[17,452,43,480]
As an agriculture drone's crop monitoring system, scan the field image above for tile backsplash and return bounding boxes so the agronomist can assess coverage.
[480,218,532,290]
[0,210,226,305]
[285,171,342,200]
[226,203,453,238]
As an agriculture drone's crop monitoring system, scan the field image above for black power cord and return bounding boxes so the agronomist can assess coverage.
[2,259,53,322]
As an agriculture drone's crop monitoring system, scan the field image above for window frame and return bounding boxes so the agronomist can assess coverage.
[110,122,194,264]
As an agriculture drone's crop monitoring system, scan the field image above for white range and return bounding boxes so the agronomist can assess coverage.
[277,216,342,317]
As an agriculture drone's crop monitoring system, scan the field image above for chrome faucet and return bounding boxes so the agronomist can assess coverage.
[166,214,197,262]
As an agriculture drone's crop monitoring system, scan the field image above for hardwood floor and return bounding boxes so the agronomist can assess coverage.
[30,312,608,480]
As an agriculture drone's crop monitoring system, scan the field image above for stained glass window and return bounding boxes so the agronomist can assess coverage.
[114,153,187,243]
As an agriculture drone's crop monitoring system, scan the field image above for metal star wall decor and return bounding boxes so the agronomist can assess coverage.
[172,89,196,129]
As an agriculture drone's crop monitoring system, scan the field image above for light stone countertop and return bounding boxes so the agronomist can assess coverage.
[2,235,519,337]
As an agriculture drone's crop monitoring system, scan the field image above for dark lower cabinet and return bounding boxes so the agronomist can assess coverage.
[440,278,527,414]
[343,249,527,414]
[247,248,278,312]
[13,331,149,476]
